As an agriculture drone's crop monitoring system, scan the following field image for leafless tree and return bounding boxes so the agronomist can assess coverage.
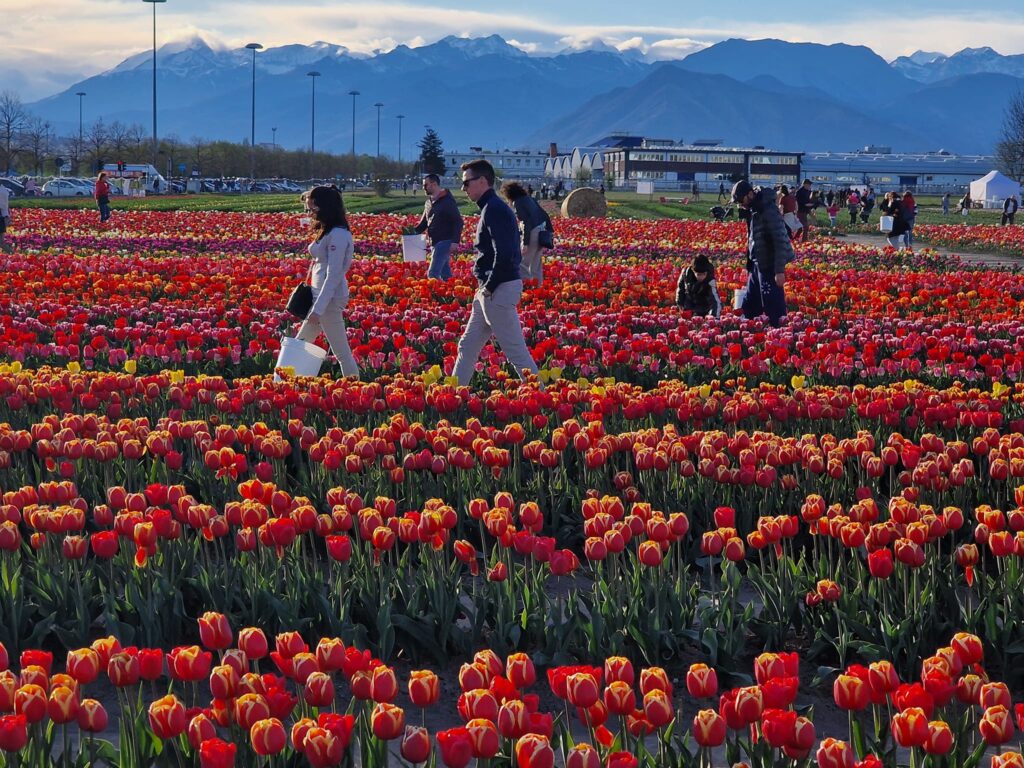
[0,91,28,172]
[128,123,147,155]
[996,90,1024,182]
[21,116,52,175]
[107,121,133,158]
[84,119,109,172]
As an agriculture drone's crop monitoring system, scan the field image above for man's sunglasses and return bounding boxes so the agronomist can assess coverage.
[461,176,482,188]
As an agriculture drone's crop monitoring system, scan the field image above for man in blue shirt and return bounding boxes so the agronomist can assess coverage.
[450,159,538,386]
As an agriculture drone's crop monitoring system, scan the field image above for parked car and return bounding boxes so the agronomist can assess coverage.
[0,178,27,197]
[42,178,90,197]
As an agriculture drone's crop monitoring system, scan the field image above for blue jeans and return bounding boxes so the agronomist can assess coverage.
[904,217,915,248]
[428,240,453,280]
[741,269,787,327]
[98,199,111,222]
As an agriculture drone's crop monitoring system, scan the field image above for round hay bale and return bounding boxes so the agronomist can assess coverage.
[560,187,608,218]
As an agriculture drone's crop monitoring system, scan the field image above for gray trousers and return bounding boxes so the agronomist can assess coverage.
[521,225,545,285]
[296,298,359,377]
[452,280,537,386]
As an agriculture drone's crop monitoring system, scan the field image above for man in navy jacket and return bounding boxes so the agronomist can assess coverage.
[450,159,538,386]
[733,179,794,328]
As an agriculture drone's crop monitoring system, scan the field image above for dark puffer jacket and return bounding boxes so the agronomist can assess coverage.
[746,188,794,275]
[675,267,722,317]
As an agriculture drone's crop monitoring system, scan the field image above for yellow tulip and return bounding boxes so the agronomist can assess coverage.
[791,375,806,390]
[169,369,185,384]
[67,361,81,374]
[993,381,1011,398]
[698,384,712,399]
[124,360,137,375]
[443,375,460,388]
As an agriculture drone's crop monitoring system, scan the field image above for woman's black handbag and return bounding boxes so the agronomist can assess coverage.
[286,283,314,319]
[537,227,554,250]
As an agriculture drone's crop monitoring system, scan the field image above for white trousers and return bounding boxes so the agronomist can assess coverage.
[296,300,359,377]
[452,280,537,386]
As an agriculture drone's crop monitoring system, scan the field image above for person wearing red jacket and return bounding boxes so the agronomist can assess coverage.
[94,172,112,223]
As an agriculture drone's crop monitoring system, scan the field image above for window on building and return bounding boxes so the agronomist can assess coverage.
[708,154,742,164]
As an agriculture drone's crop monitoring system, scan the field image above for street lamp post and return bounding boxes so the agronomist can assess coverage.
[141,0,167,168]
[307,72,320,175]
[74,91,86,174]
[245,42,262,180]
[347,90,360,161]
[396,114,405,165]
[373,102,383,160]
[271,127,277,151]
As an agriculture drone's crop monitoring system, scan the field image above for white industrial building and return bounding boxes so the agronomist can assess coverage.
[801,149,994,193]
[443,147,551,179]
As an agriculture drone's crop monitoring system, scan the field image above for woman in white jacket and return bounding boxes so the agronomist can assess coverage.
[296,186,359,377]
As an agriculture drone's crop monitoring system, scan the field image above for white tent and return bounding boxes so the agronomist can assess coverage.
[969,170,1020,209]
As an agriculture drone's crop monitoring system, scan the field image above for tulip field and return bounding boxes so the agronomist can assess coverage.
[2,208,1024,766]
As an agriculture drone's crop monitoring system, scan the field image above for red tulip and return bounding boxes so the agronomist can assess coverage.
[199,737,237,768]
[401,725,431,763]
[251,717,287,756]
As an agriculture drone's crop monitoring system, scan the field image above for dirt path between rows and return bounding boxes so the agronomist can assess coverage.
[835,232,1022,269]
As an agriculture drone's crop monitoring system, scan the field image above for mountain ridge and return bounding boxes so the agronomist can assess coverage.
[23,35,1022,155]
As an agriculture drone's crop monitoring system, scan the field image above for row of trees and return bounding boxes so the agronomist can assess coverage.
[1,90,446,181]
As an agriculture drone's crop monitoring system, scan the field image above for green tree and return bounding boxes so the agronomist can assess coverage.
[417,128,445,176]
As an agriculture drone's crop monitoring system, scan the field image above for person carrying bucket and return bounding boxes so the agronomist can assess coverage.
[293,186,359,377]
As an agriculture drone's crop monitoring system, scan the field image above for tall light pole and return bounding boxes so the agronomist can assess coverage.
[373,102,383,160]
[396,114,405,165]
[271,127,277,151]
[347,89,360,161]
[245,42,262,180]
[307,71,320,174]
[74,91,85,173]
[141,0,167,168]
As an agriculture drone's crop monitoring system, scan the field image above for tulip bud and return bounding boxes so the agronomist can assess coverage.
[250,717,287,756]
[77,699,108,733]
[686,663,718,699]
[148,694,187,740]
[372,702,406,741]
[401,725,431,763]
[515,733,554,768]
[409,669,440,708]
[692,708,726,747]
[198,612,233,651]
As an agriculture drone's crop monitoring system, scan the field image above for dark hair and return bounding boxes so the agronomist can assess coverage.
[779,185,789,196]
[423,173,440,185]
[303,185,350,240]
[802,179,812,185]
[460,159,495,186]
[500,181,529,201]
[692,255,714,276]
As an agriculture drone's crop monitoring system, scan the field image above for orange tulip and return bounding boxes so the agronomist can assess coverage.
[371,702,406,741]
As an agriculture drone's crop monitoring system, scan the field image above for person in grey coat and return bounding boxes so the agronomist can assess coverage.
[732,179,793,328]
[414,174,463,280]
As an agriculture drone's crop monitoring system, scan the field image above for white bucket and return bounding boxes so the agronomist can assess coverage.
[274,337,328,380]
[402,234,428,262]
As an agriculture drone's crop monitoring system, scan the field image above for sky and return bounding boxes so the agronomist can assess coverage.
[4,0,1024,100]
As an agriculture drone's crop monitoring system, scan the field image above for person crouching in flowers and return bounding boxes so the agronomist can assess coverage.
[675,254,721,317]
[295,186,359,377]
